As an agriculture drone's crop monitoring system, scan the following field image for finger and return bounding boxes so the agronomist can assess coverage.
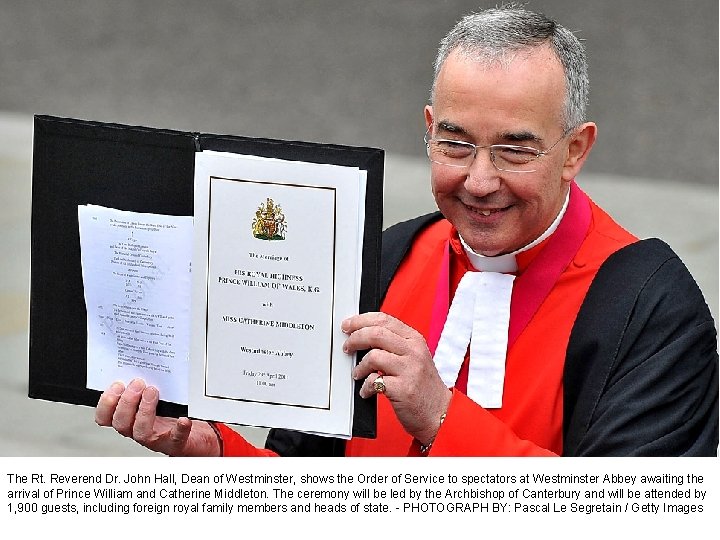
[112,378,145,437]
[343,312,418,339]
[132,385,160,444]
[167,418,193,456]
[344,324,409,357]
[95,381,125,427]
[352,348,401,380]
[359,372,388,399]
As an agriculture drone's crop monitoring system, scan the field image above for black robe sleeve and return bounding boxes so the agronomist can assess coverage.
[563,239,719,456]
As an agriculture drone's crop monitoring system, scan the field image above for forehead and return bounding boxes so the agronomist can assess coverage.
[433,46,566,137]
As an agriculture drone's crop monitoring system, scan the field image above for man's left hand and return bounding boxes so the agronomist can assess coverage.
[342,312,451,445]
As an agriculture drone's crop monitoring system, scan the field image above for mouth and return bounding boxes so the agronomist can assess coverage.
[464,204,511,217]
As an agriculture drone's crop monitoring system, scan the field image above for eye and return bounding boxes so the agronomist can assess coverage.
[434,140,474,158]
[494,145,538,164]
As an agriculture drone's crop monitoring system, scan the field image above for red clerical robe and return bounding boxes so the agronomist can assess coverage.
[216,185,637,456]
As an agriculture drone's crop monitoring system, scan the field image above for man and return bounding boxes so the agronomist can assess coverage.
[96,6,718,456]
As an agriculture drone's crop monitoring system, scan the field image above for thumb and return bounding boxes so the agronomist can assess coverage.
[167,417,192,456]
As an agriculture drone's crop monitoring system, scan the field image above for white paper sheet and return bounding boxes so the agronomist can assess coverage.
[78,205,193,404]
[190,151,366,438]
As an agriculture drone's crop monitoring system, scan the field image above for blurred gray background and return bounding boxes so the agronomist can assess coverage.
[1,0,717,456]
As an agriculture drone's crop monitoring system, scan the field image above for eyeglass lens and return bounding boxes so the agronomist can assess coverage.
[426,139,541,172]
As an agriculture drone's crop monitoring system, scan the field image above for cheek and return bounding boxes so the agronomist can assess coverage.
[431,168,464,199]
[514,178,568,228]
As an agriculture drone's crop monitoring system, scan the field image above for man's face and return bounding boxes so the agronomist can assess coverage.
[426,46,575,256]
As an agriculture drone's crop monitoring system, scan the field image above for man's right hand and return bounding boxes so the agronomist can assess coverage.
[95,378,221,457]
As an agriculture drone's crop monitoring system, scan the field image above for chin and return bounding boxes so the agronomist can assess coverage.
[477,248,505,257]
[476,246,510,257]
[462,235,506,256]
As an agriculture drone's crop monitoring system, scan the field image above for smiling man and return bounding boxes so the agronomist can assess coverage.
[96,6,718,457]
[425,42,586,257]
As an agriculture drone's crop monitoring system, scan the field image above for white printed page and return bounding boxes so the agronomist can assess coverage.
[78,205,193,404]
[190,151,365,437]
[205,178,336,409]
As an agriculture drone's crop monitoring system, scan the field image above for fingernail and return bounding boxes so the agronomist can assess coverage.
[341,319,350,333]
[109,381,125,395]
[142,386,158,402]
[128,378,145,392]
[343,342,349,354]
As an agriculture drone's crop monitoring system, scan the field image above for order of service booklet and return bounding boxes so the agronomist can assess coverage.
[78,151,367,439]
[29,114,383,441]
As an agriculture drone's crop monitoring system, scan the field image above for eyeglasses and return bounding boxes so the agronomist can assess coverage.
[424,128,570,173]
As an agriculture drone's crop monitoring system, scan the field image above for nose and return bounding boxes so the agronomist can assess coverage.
[463,147,502,197]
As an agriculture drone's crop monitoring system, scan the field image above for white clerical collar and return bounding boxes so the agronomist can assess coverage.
[459,188,571,273]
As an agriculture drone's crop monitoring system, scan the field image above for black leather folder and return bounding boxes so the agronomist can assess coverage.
[29,115,383,438]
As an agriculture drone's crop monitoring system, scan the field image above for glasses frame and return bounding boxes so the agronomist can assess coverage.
[424,127,571,173]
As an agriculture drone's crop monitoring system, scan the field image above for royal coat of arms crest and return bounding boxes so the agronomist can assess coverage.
[252,198,286,240]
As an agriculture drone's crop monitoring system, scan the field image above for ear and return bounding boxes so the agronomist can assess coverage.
[561,122,597,181]
[424,105,434,132]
